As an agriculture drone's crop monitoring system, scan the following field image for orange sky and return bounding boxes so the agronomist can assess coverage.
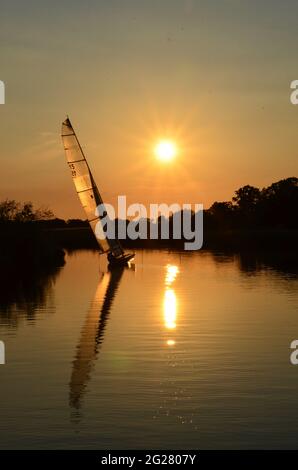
[0,0,297,219]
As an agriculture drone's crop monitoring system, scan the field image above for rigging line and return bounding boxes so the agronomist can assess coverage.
[77,187,93,194]
[88,216,100,223]
[68,158,86,164]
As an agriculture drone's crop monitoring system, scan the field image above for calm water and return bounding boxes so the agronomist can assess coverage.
[0,249,297,449]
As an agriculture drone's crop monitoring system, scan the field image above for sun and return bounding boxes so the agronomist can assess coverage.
[154,140,177,162]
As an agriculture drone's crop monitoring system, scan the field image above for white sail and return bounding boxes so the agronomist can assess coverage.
[61,118,124,256]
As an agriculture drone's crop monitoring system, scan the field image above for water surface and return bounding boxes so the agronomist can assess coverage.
[0,249,297,449]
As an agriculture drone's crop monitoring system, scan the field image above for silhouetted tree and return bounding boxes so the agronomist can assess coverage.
[260,177,298,228]
[0,199,20,221]
[0,199,54,223]
[206,177,297,231]
[232,185,261,212]
[207,201,235,229]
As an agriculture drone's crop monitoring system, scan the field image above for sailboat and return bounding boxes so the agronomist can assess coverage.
[61,117,135,267]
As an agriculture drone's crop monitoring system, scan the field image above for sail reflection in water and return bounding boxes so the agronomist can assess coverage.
[69,267,124,409]
[163,264,179,345]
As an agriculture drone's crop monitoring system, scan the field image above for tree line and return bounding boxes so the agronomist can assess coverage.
[206,177,298,230]
[0,176,297,232]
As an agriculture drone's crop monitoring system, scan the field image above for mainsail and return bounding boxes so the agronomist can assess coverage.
[61,117,124,257]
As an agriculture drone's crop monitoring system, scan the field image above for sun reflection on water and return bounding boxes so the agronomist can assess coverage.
[164,289,177,329]
[165,264,179,286]
[163,264,179,345]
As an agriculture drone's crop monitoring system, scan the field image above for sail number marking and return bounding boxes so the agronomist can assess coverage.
[68,162,77,178]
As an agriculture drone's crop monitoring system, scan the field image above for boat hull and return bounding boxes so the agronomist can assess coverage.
[108,253,135,268]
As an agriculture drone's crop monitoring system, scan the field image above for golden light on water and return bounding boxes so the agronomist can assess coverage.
[154,140,177,162]
[165,264,179,285]
[164,288,177,329]
[163,264,179,334]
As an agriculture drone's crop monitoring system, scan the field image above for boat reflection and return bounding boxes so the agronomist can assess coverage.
[69,266,125,409]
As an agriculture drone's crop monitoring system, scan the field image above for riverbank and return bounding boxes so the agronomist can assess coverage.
[0,223,65,277]
[46,226,298,252]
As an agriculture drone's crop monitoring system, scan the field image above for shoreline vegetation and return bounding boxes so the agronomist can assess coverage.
[0,202,65,280]
[0,177,297,273]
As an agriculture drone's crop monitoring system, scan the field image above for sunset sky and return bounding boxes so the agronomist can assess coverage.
[0,0,297,219]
